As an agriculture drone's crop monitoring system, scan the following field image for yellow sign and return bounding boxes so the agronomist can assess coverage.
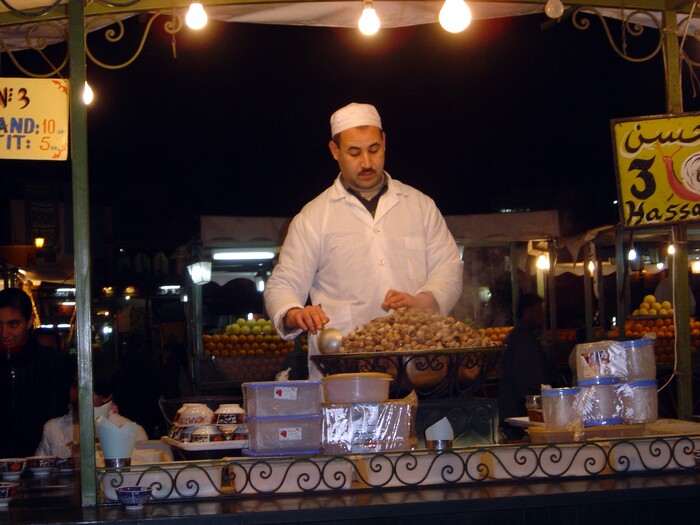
[0,77,69,161]
[613,112,700,226]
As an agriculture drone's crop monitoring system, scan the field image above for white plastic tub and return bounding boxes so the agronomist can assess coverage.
[322,373,392,403]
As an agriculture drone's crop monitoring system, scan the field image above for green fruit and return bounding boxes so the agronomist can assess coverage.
[236,318,246,326]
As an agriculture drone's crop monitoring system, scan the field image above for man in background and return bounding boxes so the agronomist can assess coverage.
[497,293,557,442]
[0,288,73,457]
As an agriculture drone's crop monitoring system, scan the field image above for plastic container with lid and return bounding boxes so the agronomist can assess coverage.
[541,387,581,430]
[245,414,322,455]
[620,379,658,424]
[577,376,623,427]
[618,338,656,381]
[243,380,323,417]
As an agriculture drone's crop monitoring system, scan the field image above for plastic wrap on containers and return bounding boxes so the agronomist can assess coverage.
[619,379,658,424]
[618,338,656,381]
[321,391,418,454]
[541,386,581,431]
[575,340,627,381]
[575,377,623,427]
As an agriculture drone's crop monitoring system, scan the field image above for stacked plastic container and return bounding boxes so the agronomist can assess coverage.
[242,380,324,456]
[572,338,658,427]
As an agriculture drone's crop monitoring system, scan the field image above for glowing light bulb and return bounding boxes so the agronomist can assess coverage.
[692,260,700,274]
[628,247,637,261]
[668,243,676,255]
[656,262,664,270]
[536,254,550,271]
[439,0,472,33]
[544,0,565,19]
[587,260,595,275]
[83,82,94,105]
[358,1,380,35]
[186,2,207,30]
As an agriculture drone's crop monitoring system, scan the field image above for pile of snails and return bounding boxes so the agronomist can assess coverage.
[340,307,497,353]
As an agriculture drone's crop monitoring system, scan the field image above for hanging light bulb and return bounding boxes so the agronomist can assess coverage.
[83,81,94,105]
[668,243,676,255]
[544,0,565,19]
[628,247,637,261]
[186,2,208,30]
[587,260,595,276]
[656,262,664,270]
[439,0,472,33]
[536,254,550,271]
[358,0,380,35]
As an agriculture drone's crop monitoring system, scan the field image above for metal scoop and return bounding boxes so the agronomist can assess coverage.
[318,327,343,354]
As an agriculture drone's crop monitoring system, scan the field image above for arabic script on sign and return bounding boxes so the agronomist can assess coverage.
[613,112,700,226]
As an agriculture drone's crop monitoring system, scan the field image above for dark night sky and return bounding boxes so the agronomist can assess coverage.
[3,12,696,250]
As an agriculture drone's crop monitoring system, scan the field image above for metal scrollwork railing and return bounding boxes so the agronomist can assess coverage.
[97,434,700,504]
[571,7,663,63]
[86,11,183,70]
[0,0,63,18]
[0,21,68,77]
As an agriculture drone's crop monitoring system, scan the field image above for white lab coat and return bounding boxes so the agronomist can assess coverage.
[264,173,464,377]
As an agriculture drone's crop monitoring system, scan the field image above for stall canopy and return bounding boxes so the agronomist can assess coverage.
[1,1,699,53]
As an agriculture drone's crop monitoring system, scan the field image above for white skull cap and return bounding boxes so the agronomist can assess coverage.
[330,103,382,137]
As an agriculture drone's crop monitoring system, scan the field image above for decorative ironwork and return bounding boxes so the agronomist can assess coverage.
[311,347,503,399]
[97,434,700,504]
[571,7,663,63]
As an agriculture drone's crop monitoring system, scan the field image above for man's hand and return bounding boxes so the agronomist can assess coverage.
[283,305,329,334]
[382,290,438,312]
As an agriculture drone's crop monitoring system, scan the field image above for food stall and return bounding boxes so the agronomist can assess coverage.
[3,0,700,523]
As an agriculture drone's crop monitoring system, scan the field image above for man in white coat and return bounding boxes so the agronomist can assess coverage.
[264,102,463,378]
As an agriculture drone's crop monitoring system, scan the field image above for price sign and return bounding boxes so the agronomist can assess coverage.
[612,112,700,227]
[0,77,69,161]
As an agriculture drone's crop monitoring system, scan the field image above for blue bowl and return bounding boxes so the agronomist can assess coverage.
[115,486,152,508]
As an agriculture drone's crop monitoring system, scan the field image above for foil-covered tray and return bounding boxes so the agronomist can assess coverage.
[311,346,503,399]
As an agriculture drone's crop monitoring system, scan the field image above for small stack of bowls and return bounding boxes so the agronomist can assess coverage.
[26,456,57,478]
[169,403,214,442]
[0,482,19,508]
[0,458,26,481]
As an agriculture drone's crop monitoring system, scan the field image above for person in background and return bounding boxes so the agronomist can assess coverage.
[264,102,463,378]
[35,352,148,458]
[34,327,64,352]
[497,293,558,442]
[0,288,73,457]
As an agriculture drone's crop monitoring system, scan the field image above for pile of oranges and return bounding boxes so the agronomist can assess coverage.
[483,326,511,344]
[202,318,300,382]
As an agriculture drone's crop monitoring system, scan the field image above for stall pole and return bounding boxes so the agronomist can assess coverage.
[68,0,97,507]
[510,243,519,323]
[583,243,594,342]
[672,224,693,419]
[661,9,693,420]
[615,227,627,338]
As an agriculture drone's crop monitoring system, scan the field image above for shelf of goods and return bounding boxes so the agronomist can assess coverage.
[97,421,700,503]
[611,316,700,367]
[201,318,305,382]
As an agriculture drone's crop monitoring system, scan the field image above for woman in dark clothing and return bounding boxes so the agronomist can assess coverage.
[0,288,73,457]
